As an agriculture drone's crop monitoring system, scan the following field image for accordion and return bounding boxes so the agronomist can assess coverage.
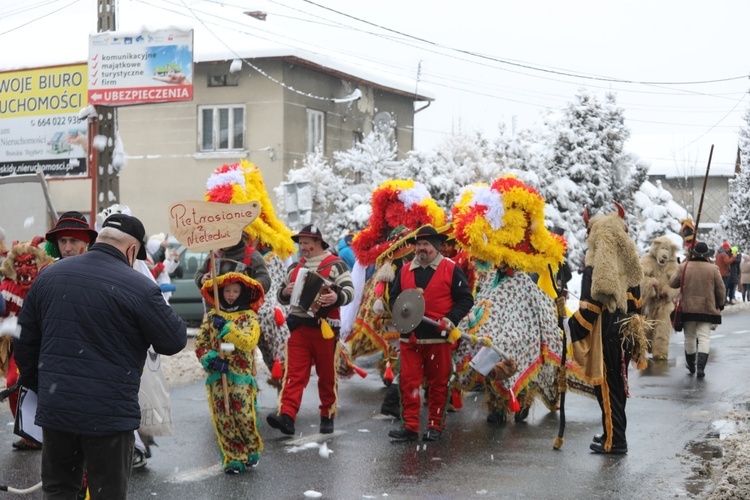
[289,268,337,318]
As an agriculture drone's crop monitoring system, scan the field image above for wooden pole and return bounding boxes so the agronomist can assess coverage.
[209,251,230,414]
[688,145,714,258]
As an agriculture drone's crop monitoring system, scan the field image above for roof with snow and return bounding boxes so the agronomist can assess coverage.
[0,0,433,102]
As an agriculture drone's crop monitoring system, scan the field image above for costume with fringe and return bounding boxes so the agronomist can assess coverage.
[203,160,295,383]
[455,268,578,417]
[195,272,264,472]
[347,181,446,383]
[451,175,582,421]
[568,210,646,453]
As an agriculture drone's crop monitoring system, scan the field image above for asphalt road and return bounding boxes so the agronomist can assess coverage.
[2,311,749,499]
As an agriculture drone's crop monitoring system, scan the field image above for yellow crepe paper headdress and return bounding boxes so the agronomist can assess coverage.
[204,160,295,259]
[452,175,566,276]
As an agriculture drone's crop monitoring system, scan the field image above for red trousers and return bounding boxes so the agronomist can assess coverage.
[399,341,452,432]
[279,325,337,419]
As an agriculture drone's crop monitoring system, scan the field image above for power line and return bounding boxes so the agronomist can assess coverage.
[173,0,333,102]
[299,0,749,87]
[203,0,747,101]
[0,0,81,36]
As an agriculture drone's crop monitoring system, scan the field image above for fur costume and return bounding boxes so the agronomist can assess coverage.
[0,240,53,421]
[569,206,646,453]
[583,212,643,315]
[640,236,680,359]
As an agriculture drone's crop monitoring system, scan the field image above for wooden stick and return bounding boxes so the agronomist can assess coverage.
[220,352,230,415]
[210,251,230,414]
[688,145,714,258]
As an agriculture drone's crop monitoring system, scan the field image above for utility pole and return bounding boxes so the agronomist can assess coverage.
[93,0,119,215]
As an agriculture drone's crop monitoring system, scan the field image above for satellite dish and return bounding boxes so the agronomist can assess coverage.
[373,111,394,131]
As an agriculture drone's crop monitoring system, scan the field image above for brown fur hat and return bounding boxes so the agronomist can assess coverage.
[584,212,642,313]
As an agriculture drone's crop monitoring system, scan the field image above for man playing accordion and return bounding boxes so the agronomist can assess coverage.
[267,225,354,436]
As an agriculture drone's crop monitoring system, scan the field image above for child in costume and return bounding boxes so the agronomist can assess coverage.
[195,272,265,473]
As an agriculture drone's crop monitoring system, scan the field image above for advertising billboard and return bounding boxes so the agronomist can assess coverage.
[0,64,89,178]
[88,28,194,106]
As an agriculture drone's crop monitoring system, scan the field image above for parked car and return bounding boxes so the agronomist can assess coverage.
[169,245,208,325]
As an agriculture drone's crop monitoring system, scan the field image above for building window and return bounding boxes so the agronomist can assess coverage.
[199,105,245,151]
[208,74,239,87]
[306,109,325,153]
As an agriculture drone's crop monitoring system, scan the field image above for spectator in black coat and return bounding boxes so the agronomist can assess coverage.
[15,214,187,500]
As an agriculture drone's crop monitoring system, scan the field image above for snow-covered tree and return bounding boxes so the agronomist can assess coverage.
[634,180,687,250]
[401,132,500,211]
[273,147,344,239]
[328,122,401,237]
[542,89,647,265]
[717,107,750,249]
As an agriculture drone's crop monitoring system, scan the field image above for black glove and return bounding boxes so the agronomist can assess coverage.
[209,357,229,374]
[212,314,226,331]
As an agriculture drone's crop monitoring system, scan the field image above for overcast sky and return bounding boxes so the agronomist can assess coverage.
[2,0,747,177]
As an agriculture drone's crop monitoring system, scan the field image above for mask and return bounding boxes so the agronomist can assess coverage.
[14,252,39,289]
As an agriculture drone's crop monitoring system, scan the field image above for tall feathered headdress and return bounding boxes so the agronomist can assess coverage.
[352,179,446,266]
[204,160,295,258]
[452,175,566,276]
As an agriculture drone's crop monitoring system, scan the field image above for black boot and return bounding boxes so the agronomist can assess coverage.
[696,353,709,379]
[267,413,295,435]
[380,384,401,418]
[685,352,696,376]
[320,416,334,434]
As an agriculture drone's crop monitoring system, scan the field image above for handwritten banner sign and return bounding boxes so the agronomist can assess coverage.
[168,200,260,251]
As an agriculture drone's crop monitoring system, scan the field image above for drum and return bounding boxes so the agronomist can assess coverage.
[290,268,334,317]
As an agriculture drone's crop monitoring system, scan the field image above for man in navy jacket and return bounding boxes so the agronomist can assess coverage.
[16,214,187,500]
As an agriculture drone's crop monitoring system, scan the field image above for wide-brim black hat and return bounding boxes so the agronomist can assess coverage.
[691,241,713,259]
[411,225,449,244]
[292,224,329,249]
[45,211,98,244]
